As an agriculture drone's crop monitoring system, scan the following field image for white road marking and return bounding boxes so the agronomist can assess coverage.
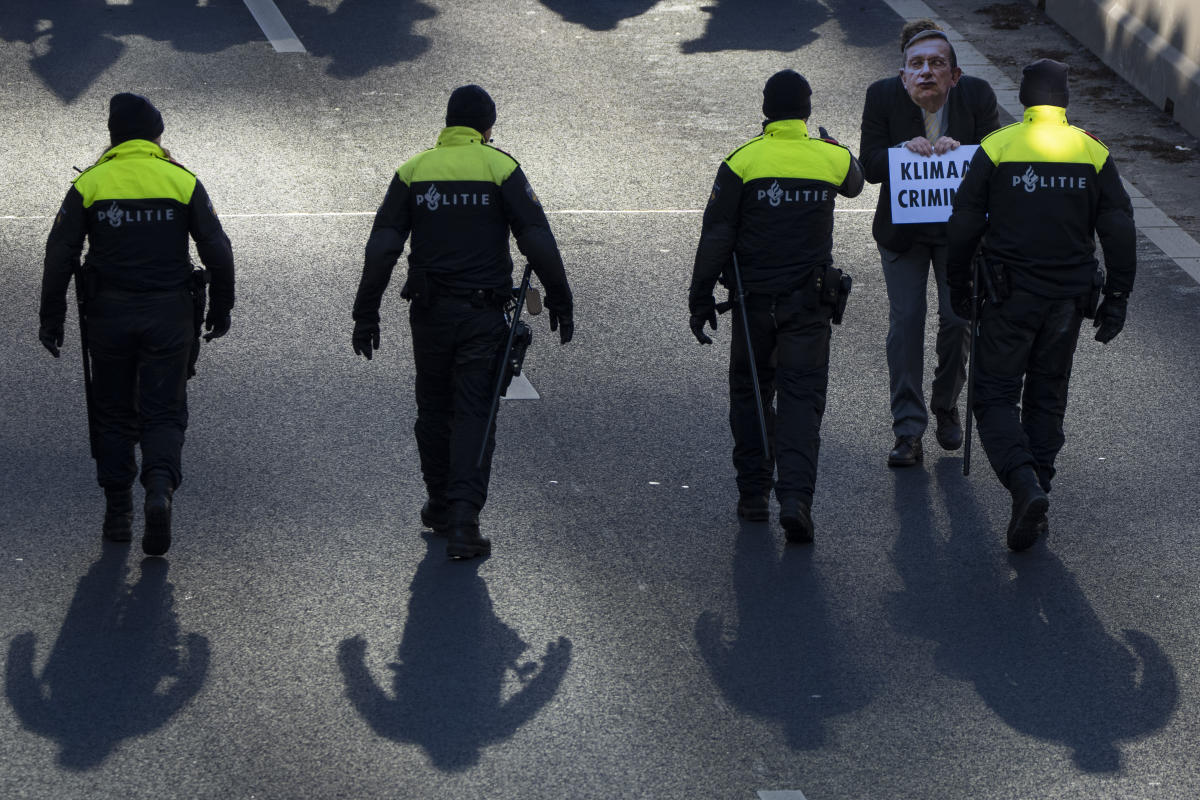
[0,208,887,221]
[757,791,808,800]
[243,0,305,53]
[501,373,539,400]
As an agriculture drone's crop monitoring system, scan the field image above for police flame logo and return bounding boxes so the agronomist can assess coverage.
[422,184,441,211]
[105,201,123,227]
[766,180,784,207]
[1021,166,1039,193]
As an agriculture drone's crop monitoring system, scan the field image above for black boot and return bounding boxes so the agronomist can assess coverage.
[736,491,769,522]
[142,472,174,557]
[779,496,814,544]
[102,487,133,542]
[420,497,450,536]
[1006,466,1049,552]
[446,501,490,559]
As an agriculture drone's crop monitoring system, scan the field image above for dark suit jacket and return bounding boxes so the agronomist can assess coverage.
[859,74,1001,252]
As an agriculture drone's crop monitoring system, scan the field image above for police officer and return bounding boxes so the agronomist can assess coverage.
[40,92,235,556]
[688,70,864,542]
[352,84,573,560]
[947,60,1136,551]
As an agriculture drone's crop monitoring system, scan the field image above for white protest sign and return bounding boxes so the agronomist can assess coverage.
[887,145,978,224]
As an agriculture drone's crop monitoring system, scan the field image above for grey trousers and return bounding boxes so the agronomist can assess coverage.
[879,242,970,438]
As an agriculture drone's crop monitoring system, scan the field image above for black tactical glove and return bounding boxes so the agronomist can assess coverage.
[689,296,718,345]
[1093,292,1127,344]
[353,320,381,359]
[39,321,64,358]
[949,281,974,321]
[818,126,838,144]
[203,310,231,342]
[545,295,574,345]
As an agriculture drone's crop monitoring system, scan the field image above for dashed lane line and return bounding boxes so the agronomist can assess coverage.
[242,0,305,53]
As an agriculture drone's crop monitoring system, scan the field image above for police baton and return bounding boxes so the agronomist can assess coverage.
[476,263,533,470]
[962,250,982,477]
[730,253,771,459]
[74,270,98,460]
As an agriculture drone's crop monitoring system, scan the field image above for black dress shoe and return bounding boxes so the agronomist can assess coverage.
[779,497,814,543]
[934,407,963,451]
[736,492,769,522]
[887,435,923,467]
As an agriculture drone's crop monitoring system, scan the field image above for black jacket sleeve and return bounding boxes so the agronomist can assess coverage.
[840,152,866,198]
[971,79,1002,142]
[354,174,411,325]
[946,147,994,287]
[40,187,87,328]
[689,161,742,311]
[859,80,896,186]
[500,166,571,304]
[1094,157,1136,295]
[189,180,235,316]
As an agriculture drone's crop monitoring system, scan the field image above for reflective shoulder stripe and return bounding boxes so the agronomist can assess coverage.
[727,136,849,185]
[722,135,764,179]
[980,121,1022,162]
[982,121,1106,171]
[397,143,517,186]
[1073,125,1111,170]
[73,156,197,208]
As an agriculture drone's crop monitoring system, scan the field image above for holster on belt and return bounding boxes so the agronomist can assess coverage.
[1079,265,1104,318]
[187,267,209,379]
[816,264,853,325]
[981,258,1011,305]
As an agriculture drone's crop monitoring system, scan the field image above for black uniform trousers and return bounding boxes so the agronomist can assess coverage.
[87,288,193,490]
[973,288,1083,491]
[409,296,508,510]
[729,280,833,504]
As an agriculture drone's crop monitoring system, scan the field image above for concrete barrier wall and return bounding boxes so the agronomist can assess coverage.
[1035,0,1200,138]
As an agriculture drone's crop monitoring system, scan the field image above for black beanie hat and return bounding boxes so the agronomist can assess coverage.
[108,93,164,146]
[762,69,812,121]
[446,85,497,133]
[1019,59,1070,108]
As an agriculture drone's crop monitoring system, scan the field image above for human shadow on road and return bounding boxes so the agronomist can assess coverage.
[680,0,893,54]
[888,460,1177,772]
[0,0,251,103]
[0,0,435,103]
[5,547,210,770]
[537,0,659,31]
[337,533,571,772]
[276,0,435,78]
[695,520,869,750]
[681,0,828,54]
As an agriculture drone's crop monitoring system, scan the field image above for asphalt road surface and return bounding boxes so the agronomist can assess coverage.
[2,2,1199,798]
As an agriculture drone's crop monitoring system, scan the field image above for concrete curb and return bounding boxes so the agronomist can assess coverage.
[1036,0,1200,141]
[882,0,1200,286]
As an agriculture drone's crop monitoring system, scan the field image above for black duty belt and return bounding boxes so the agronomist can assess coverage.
[434,286,507,308]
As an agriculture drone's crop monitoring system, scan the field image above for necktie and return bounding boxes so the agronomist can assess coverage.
[924,109,940,142]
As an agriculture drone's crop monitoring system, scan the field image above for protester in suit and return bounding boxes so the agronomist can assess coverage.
[860,20,1000,467]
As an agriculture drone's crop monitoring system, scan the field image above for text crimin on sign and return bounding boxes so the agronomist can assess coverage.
[887,145,978,224]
